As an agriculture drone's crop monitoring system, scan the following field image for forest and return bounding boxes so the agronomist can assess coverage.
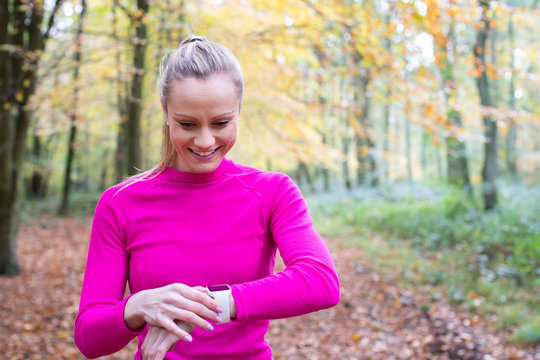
[0,0,539,359]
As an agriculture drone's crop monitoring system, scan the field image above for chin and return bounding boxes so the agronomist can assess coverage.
[189,160,221,174]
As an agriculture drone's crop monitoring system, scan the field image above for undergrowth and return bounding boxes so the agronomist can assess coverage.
[308,182,540,347]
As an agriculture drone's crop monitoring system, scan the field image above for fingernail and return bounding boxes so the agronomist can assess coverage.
[216,316,223,323]
[216,307,224,313]
[206,323,214,331]
[184,334,193,342]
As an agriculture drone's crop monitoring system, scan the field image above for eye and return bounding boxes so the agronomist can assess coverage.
[214,120,230,127]
[177,121,196,128]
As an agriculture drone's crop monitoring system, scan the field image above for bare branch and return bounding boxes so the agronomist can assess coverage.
[43,0,64,43]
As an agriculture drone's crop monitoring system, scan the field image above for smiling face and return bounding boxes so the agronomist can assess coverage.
[164,74,240,174]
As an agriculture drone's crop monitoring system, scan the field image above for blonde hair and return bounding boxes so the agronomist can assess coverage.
[115,36,244,194]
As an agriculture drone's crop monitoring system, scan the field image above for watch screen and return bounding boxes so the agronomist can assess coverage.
[208,284,230,291]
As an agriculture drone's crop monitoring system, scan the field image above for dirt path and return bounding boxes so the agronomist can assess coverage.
[0,216,537,359]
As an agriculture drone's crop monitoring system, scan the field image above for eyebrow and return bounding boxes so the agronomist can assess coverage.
[173,110,236,120]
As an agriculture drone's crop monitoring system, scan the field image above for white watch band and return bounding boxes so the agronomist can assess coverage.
[207,285,231,324]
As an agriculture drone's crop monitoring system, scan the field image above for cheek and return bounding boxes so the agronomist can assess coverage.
[169,128,188,148]
[226,125,238,146]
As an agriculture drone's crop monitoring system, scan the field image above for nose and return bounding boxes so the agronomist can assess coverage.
[194,127,216,149]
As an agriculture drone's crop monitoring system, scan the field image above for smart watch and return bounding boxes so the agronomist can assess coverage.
[207,284,232,324]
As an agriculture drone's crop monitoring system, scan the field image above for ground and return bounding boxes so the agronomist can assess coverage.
[0,216,538,360]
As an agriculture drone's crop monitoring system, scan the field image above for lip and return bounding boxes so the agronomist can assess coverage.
[188,147,221,160]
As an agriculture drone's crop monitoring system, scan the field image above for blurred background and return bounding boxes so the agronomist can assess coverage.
[0,0,539,358]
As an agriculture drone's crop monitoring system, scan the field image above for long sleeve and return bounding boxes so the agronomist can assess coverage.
[74,188,144,359]
[232,175,340,321]
[74,161,340,360]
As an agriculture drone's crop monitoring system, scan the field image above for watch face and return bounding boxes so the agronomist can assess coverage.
[208,284,230,292]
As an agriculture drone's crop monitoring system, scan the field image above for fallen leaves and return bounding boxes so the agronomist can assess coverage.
[0,216,538,359]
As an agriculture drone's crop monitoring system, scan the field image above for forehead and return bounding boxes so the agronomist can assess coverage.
[170,74,236,95]
[167,74,240,111]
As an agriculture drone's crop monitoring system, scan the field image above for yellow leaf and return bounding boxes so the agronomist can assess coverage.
[3,102,9,111]
[352,333,362,341]
[23,78,31,88]
[15,91,24,103]
[467,290,478,300]
[57,331,69,339]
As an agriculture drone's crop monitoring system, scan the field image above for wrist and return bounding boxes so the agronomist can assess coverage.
[207,284,233,323]
[229,293,237,320]
[124,292,146,331]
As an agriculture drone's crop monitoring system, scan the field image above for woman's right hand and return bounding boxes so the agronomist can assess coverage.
[124,283,221,340]
[141,321,195,360]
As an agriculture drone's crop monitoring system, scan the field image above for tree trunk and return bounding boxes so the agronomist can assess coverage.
[112,1,128,182]
[59,0,86,215]
[421,131,428,178]
[28,132,47,199]
[342,136,352,190]
[0,0,61,275]
[100,149,109,191]
[0,0,18,274]
[475,1,498,210]
[404,105,412,182]
[442,22,472,192]
[355,70,377,187]
[506,13,518,180]
[382,13,392,183]
[126,0,149,176]
[435,142,443,180]
[319,131,330,192]
[297,161,315,192]
[382,89,391,183]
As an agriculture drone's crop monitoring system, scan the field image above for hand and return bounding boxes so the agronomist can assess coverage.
[124,283,221,340]
[141,321,195,360]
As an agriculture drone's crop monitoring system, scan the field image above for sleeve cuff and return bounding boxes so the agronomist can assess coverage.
[121,295,147,334]
[230,285,245,322]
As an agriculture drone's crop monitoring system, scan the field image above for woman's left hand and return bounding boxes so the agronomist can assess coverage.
[141,321,195,360]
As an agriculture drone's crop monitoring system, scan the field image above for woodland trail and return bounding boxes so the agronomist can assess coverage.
[0,216,537,360]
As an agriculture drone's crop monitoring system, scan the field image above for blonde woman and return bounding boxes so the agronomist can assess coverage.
[75,36,340,360]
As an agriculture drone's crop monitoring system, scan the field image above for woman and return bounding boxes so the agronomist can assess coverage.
[75,36,340,360]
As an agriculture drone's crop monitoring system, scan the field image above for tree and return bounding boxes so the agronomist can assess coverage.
[58,0,87,215]
[125,0,149,176]
[474,0,498,210]
[0,0,63,275]
[505,10,518,180]
[440,3,472,192]
[112,0,150,179]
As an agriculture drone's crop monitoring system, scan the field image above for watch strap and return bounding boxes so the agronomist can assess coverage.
[208,288,231,324]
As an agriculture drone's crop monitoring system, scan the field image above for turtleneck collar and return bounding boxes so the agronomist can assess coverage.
[160,158,232,184]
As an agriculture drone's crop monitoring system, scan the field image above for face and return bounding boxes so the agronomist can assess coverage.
[164,74,240,174]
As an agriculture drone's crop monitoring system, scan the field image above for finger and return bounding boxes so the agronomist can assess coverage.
[153,328,176,360]
[173,283,220,311]
[142,326,160,360]
[166,297,220,326]
[193,286,209,293]
[169,306,217,331]
[160,317,193,343]
[176,320,196,334]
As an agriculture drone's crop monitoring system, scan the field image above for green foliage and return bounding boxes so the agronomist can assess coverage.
[496,305,527,328]
[510,323,540,346]
[309,183,540,346]
[21,191,100,220]
[313,185,540,279]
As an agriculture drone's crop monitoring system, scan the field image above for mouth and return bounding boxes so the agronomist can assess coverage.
[188,147,220,158]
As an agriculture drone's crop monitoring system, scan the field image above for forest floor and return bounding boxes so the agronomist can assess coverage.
[0,216,538,360]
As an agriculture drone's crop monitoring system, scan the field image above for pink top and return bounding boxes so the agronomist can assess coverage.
[74,159,340,359]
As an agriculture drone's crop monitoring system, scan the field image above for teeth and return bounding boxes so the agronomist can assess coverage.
[192,149,216,156]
